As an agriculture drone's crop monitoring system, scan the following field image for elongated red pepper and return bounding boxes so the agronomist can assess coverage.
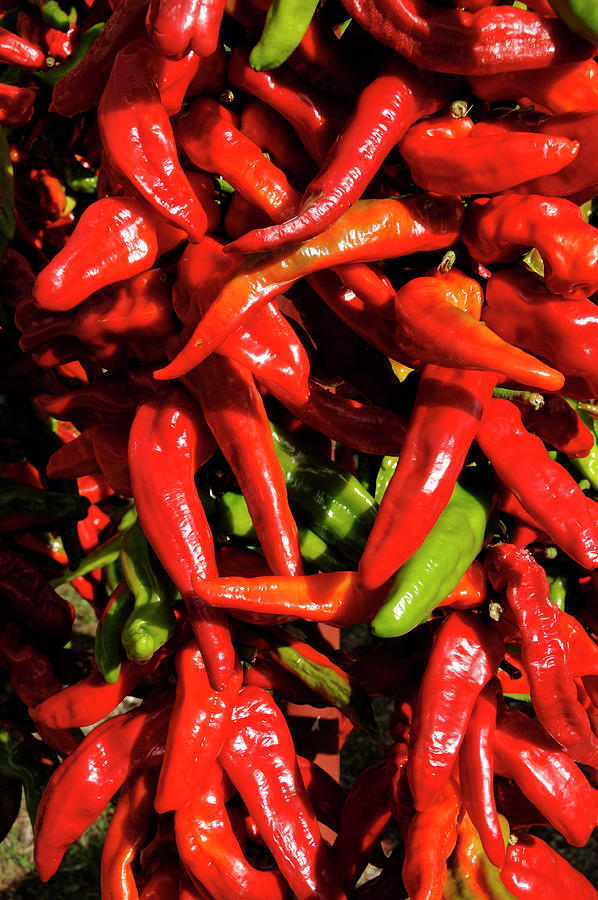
[398,112,580,196]
[181,355,303,577]
[486,544,598,766]
[359,365,497,591]
[402,776,461,900]
[174,238,310,405]
[98,40,207,242]
[175,761,289,900]
[523,394,594,458]
[407,611,504,812]
[49,0,148,117]
[146,0,225,58]
[228,54,459,253]
[338,0,595,75]
[220,686,344,900]
[0,25,46,67]
[100,768,158,900]
[464,194,598,299]
[228,41,345,165]
[34,690,172,882]
[492,707,598,846]
[154,642,243,813]
[500,833,598,899]
[468,58,598,115]
[155,194,464,380]
[476,399,598,569]
[239,96,315,185]
[128,387,235,691]
[458,679,504,868]
[193,570,385,627]
[32,196,159,312]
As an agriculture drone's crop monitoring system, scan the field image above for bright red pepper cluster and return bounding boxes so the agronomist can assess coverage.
[4,0,598,897]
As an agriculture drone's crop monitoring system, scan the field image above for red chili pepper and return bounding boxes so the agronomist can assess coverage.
[486,544,598,766]
[219,686,344,900]
[468,58,598,115]
[34,689,172,882]
[500,833,598,899]
[229,54,459,253]
[100,767,158,900]
[407,611,504,812]
[155,194,464,380]
[49,0,148,117]
[0,83,36,128]
[492,706,598,846]
[146,0,225,59]
[476,398,598,568]
[227,40,346,165]
[458,678,504,868]
[464,194,598,300]
[175,761,289,900]
[438,560,487,611]
[154,642,243,813]
[522,393,594,458]
[193,570,385,627]
[239,96,315,185]
[181,354,304,577]
[0,25,46,67]
[402,775,461,900]
[32,196,159,312]
[398,112,580,195]
[338,0,595,75]
[98,39,208,242]
[0,547,74,647]
[128,387,235,691]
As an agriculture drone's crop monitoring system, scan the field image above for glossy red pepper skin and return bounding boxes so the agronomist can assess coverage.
[408,611,504,813]
[398,113,580,195]
[500,834,598,899]
[458,679,504,868]
[154,643,243,813]
[49,0,148,117]
[32,197,159,312]
[239,96,315,186]
[146,0,225,58]
[476,399,598,569]
[468,58,598,115]
[484,266,598,400]
[128,387,235,691]
[181,355,303,577]
[486,544,598,766]
[0,83,36,127]
[229,54,459,253]
[219,686,345,900]
[98,40,207,242]
[338,0,595,75]
[175,761,290,900]
[360,366,497,591]
[0,25,46,67]
[100,768,158,900]
[464,194,598,300]
[34,691,172,882]
[228,41,346,165]
[492,707,598,846]
[402,776,461,900]
[523,394,594,458]
[156,194,464,381]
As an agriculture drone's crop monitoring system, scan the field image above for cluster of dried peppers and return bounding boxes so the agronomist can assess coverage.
[3,0,598,896]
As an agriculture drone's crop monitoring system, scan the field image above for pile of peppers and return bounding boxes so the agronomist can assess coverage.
[5,0,598,895]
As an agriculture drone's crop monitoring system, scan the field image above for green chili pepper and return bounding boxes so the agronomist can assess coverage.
[371,474,493,638]
[63,164,98,195]
[94,583,135,683]
[216,490,347,573]
[249,0,320,71]
[40,0,76,32]
[120,522,176,664]
[374,455,397,503]
[547,573,567,611]
[270,420,378,565]
[0,721,58,825]
[35,21,104,86]
[548,0,598,43]
[566,399,598,492]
